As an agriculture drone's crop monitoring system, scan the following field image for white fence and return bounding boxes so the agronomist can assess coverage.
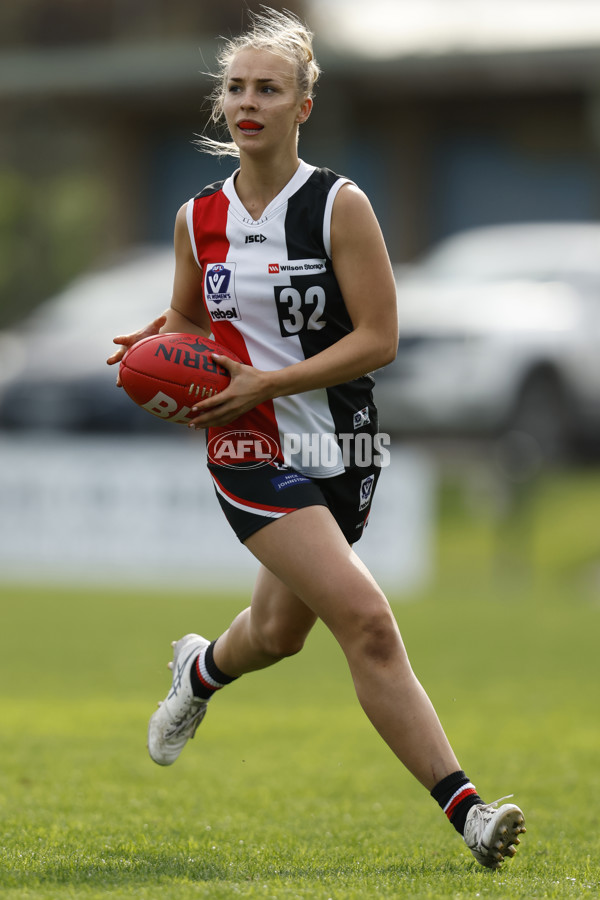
[0,435,434,592]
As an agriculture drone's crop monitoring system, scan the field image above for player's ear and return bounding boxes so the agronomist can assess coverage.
[296,97,312,125]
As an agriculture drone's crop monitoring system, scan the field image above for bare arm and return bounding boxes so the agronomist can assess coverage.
[165,202,213,336]
[107,203,211,376]
[268,183,398,395]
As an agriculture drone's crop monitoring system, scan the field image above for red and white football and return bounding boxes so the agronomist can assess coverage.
[119,333,241,424]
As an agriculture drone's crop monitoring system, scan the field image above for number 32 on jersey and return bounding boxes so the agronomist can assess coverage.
[275,285,327,336]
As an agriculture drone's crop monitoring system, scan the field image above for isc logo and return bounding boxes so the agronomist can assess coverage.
[245,234,267,244]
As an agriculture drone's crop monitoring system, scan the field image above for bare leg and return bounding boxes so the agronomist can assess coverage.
[214,505,460,791]
[213,565,317,676]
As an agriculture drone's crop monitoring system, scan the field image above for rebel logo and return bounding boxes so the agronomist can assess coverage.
[204,262,242,321]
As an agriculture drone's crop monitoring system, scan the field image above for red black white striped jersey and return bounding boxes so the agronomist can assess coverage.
[185,160,376,477]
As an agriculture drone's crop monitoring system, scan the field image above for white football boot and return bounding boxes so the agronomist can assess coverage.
[463,797,526,868]
[147,633,210,766]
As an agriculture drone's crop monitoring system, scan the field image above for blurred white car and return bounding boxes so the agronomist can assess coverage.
[375,223,600,457]
[0,246,175,432]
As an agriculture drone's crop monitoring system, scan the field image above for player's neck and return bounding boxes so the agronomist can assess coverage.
[235,151,301,220]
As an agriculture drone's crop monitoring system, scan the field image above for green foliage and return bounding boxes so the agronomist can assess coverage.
[0,467,599,898]
[0,167,110,327]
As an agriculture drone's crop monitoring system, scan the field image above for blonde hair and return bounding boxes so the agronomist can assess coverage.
[196,7,320,158]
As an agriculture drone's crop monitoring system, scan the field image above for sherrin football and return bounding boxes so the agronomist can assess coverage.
[119,333,240,424]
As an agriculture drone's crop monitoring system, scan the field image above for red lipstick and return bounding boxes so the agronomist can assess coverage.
[237,120,264,132]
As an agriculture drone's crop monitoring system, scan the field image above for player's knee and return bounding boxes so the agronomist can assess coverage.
[253,619,308,660]
[351,607,402,666]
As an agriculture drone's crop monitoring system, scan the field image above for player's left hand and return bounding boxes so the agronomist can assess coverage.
[187,354,272,428]
[107,315,167,386]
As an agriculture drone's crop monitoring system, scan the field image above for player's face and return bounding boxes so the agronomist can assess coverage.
[223,48,312,155]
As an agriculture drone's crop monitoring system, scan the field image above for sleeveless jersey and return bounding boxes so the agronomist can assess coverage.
[186,160,376,478]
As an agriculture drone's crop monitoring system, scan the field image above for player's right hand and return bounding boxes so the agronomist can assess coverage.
[106,315,167,386]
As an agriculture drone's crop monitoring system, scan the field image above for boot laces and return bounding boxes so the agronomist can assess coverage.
[166,704,206,739]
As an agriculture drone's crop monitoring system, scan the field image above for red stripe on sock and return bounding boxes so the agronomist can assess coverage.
[195,657,218,692]
[445,787,479,820]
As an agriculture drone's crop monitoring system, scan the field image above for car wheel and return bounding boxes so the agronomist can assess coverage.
[508,370,572,463]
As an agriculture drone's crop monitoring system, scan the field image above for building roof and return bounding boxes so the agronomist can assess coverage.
[308,0,600,59]
[2,0,600,101]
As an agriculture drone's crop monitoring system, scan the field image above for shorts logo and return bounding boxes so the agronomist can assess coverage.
[270,472,312,492]
[268,263,280,274]
[353,406,370,429]
[359,474,375,511]
[204,263,242,322]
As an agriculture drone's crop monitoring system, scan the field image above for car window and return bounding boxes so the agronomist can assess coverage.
[20,252,173,337]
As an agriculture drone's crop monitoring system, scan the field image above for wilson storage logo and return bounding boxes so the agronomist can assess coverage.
[204,263,242,322]
[268,258,327,275]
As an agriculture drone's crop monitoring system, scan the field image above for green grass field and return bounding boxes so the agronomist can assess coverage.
[1,466,599,898]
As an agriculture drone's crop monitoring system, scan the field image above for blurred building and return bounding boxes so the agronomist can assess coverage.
[311,0,600,258]
[2,0,600,323]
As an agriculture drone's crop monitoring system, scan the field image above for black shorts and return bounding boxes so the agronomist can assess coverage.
[207,459,381,545]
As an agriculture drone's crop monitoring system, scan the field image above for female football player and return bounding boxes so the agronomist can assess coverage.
[107,7,525,869]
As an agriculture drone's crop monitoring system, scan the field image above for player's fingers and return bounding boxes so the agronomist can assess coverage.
[188,414,233,430]
[151,314,168,330]
[189,393,248,428]
[109,314,166,363]
[107,335,134,365]
[188,397,225,427]
[212,353,241,376]
[106,347,126,365]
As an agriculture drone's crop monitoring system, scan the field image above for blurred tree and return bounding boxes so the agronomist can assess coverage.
[0,168,110,326]
[0,169,31,322]
[0,0,311,326]
[0,0,112,47]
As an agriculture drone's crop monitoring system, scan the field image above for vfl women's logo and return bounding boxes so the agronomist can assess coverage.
[359,474,375,511]
[206,264,232,301]
[204,263,242,322]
